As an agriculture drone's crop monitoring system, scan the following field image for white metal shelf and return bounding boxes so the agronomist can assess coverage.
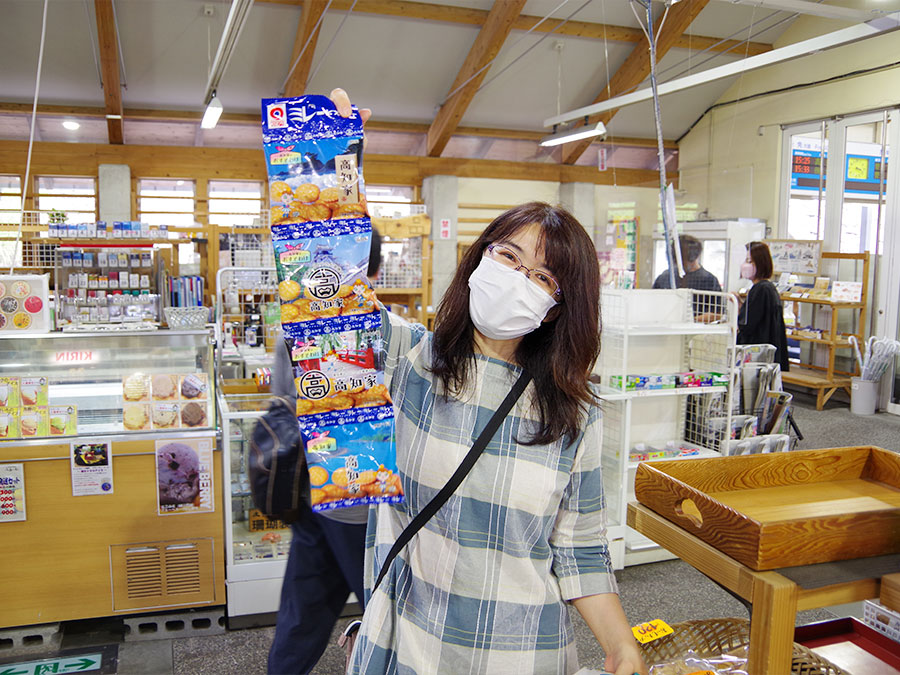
[599,385,727,401]
[604,322,732,336]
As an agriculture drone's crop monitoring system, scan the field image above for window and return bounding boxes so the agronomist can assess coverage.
[36,176,97,224]
[782,126,829,242]
[137,179,196,228]
[366,185,423,219]
[208,180,264,228]
[0,175,22,224]
[138,179,197,271]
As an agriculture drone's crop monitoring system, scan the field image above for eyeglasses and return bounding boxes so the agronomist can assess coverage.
[485,243,561,298]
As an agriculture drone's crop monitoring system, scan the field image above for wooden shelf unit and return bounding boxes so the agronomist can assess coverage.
[372,214,431,325]
[781,250,870,410]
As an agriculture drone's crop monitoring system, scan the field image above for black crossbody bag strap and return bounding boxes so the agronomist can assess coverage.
[373,370,532,593]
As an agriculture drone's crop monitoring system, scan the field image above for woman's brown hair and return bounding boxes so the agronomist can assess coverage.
[431,202,600,445]
[748,241,774,280]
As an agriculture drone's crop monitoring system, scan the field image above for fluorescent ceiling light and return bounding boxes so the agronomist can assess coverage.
[540,121,606,147]
[203,0,253,105]
[711,0,890,22]
[105,114,122,120]
[201,93,223,130]
[544,14,900,127]
[62,120,80,131]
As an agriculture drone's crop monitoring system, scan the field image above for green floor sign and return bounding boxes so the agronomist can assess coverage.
[0,654,101,675]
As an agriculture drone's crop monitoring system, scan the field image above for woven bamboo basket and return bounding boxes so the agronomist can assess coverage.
[639,618,847,675]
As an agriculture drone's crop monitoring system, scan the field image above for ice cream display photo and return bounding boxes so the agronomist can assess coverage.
[155,439,214,515]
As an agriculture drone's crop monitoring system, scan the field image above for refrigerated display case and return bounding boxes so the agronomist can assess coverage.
[0,329,224,629]
[218,392,292,619]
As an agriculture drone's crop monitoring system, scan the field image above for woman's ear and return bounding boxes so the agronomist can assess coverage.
[542,304,562,323]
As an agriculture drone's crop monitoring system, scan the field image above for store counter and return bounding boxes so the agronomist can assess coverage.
[0,329,225,628]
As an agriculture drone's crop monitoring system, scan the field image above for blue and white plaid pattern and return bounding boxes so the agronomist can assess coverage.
[350,310,616,674]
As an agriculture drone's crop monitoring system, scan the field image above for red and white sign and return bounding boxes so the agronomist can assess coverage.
[439,218,451,240]
[598,147,608,172]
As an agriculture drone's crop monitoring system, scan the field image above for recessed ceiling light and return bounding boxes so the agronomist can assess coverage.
[176,180,185,186]
[62,120,80,131]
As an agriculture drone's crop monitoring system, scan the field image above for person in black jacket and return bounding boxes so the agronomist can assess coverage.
[737,241,790,372]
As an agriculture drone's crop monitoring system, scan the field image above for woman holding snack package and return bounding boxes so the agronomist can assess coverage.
[328,90,645,675]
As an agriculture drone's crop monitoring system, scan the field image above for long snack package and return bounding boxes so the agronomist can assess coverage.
[262,95,402,512]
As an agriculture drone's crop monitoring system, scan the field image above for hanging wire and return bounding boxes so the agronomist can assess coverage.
[306,0,359,87]
[440,0,583,104]
[725,5,759,158]
[280,0,334,94]
[83,0,103,86]
[600,0,617,186]
[11,0,49,275]
[111,0,128,88]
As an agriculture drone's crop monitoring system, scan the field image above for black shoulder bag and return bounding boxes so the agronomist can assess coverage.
[338,370,532,663]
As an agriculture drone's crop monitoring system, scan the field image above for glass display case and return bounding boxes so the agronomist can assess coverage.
[0,329,214,441]
[218,391,292,618]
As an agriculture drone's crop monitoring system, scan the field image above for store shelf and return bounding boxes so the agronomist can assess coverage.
[781,294,863,308]
[605,322,731,337]
[599,385,727,401]
[787,332,853,347]
[783,366,853,388]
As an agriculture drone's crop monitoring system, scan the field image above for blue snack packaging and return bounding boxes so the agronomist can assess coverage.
[262,94,400,511]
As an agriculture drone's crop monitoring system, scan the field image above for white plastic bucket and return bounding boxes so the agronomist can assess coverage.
[850,377,878,416]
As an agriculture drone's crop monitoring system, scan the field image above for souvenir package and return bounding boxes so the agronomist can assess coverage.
[262,94,401,512]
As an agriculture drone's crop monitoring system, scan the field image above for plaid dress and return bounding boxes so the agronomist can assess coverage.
[349,311,617,674]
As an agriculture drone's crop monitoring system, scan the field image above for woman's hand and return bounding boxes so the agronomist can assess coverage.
[604,641,648,675]
[329,87,371,124]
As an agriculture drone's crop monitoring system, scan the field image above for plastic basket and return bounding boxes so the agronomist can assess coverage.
[164,306,210,329]
[640,618,847,675]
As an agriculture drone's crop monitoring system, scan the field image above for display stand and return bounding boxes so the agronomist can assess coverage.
[217,392,291,621]
[0,329,223,628]
[595,289,737,567]
[372,214,431,325]
[781,251,870,410]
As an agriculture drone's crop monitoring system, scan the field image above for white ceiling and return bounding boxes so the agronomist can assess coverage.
[0,0,892,147]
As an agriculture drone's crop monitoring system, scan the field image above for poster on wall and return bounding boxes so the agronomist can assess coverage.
[71,442,114,496]
[155,437,214,516]
[0,463,26,522]
[765,239,821,276]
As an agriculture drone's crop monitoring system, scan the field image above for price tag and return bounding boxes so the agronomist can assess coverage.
[631,619,673,644]
[686,671,717,675]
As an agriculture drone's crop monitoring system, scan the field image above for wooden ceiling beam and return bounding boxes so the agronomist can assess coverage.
[561,0,710,165]
[0,103,678,148]
[255,0,772,56]
[283,0,328,96]
[426,0,527,157]
[94,0,124,144]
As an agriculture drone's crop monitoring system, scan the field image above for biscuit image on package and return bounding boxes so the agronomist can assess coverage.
[270,181,293,204]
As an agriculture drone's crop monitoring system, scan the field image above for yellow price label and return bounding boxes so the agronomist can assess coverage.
[686,671,717,675]
[631,619,673,644]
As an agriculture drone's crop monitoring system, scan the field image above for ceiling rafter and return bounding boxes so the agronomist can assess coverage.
[283,0,329,96]
[426,0,527,157]
[561,0,710,165]
[256,0,773,56]
[94,0,124,144]
[0,103,679,148]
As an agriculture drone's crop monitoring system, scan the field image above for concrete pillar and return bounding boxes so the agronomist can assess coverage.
[98,164,131,222]
[422,175,459,308]
[559,182,596,243]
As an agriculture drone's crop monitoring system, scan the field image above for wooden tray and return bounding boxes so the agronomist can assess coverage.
[795,618,900,674]
[633,446,900,570]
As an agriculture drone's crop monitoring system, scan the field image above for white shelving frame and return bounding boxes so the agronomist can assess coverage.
[596,289,738,567]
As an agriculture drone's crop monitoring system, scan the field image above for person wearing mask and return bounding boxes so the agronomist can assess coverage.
[737,241,790,372]
[266,228,382,674]
[653,235,723,322]
[326,88,645,675]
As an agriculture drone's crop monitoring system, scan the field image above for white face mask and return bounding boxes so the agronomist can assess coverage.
[468,257,558,341]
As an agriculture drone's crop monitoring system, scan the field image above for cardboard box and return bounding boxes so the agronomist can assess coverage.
[864,600,900,644]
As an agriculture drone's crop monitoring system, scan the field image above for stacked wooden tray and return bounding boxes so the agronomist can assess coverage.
[634,446,900,570]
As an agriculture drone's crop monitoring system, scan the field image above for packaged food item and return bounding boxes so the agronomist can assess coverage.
[301,419,402,512]
[48,405,77,436]
[261,95,368,226]
[273,220,379,333]
[263,94,399,511]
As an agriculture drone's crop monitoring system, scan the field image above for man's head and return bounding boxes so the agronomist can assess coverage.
[679,235,703,272]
